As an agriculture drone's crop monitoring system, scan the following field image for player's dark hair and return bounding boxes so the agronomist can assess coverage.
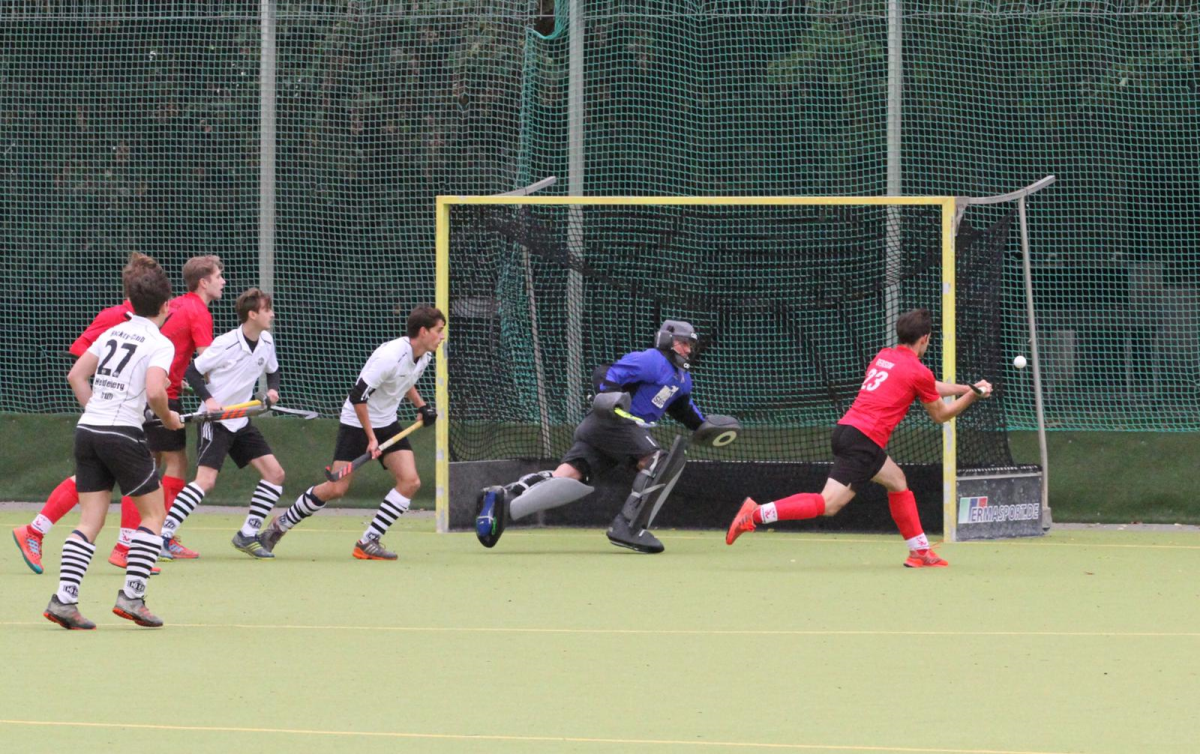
[183,254,224,292]
[406,305,446,339]
[236,287,273,323]
[896,308,933,345]
[127,265,173,317]
[121,253,160,298]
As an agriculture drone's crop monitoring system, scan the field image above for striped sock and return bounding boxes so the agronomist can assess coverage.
[162,483,206,540]
[57,533,96,604]
[242,481,283,537]
[280,487,325,531]
[123,528,159,599]
[362,489,410,542]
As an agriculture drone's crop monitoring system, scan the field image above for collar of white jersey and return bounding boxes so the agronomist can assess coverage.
[127,314,155,328]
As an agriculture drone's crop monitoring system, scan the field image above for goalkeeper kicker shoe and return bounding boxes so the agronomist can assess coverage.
[606,514,664,554]
[474,486,508,548]
[725,497,759,545]
[44,595,96,630]
[231,531,275,559]
[353,536,398,560]
[258,517,287,555]
[113,590,163,628]
[904,549,949,569]
[13,524,45,574]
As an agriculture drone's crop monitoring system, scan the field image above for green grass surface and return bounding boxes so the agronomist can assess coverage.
[3,510,1199,754]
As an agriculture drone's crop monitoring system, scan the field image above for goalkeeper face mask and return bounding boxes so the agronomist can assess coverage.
[655,320,698,369]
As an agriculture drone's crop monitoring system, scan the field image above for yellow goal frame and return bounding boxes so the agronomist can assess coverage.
[435,195,962,541]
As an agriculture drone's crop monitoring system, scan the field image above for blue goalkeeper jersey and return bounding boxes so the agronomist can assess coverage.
[601,348,704,425]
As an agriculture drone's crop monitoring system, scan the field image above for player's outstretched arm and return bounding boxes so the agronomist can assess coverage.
[935,380,971,398]
[922,383,988,424]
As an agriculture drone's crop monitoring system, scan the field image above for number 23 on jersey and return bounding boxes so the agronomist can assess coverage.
[861,368,889,392]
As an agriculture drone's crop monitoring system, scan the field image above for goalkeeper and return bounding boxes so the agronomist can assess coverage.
[475,320,740,554]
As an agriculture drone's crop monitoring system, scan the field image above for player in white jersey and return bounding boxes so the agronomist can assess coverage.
[161,288,286,559]
[43,264,183,630]
[260,305,446,560]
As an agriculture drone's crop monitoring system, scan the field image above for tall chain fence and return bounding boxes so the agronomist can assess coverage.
[1,0,1196,431]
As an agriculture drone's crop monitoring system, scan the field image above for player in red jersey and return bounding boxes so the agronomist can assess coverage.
[726,308,992,568]
[11,254,225,572]
[12,254,158,575]
[133,254,225,562]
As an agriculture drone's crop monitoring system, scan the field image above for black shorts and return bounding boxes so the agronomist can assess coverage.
[145,397,186,453]
[333,421,412,468]
[196,421,274,472]
[74,424,161,497]
[560,413,661,483]
[829,424,889,488]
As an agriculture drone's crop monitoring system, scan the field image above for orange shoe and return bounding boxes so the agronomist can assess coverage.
[903,549,949,568]
[162,536,200,560]
[726,497,759,545]
[13,525,45,574]
[108,546,162,576]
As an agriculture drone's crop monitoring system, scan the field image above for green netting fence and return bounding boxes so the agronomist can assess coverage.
[1,0,1197,432]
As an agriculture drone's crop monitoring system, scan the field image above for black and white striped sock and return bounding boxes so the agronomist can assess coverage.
[362,489,410,542]
[281,487,325,531]
[56,533,96,604]
[242,481,283,536]
[162,482,206,540]
[123,528,159,599]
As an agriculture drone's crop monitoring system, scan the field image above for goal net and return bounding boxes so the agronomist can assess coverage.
[436,196,1029,538]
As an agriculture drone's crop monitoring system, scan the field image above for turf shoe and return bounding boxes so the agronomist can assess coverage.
[231,531,275,559]
[606,514,664,554]
[13,524,45,574]
[44,595,96,630]
[112,590,163,627]
[903,549,949,569]
[161,536,199,560]
[474,486,508,548]
[108,546,161,576]
[726,497,759,546]
[258,516,287,555]
[352,536,398,560]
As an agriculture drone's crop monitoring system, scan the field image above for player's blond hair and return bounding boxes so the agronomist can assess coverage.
[183,255,224,292]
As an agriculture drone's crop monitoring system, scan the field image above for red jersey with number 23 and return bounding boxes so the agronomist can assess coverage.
[838,346,940,450]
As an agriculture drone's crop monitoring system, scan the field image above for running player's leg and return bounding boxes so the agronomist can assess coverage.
[354,448,417,560]
[231,431,284,558]
[13,476,79,574]
[114,485,168,626]
[261,424,365,554]
[872,458,946,568]
[160,465,217,557]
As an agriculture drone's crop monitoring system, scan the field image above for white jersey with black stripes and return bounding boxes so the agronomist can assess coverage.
[77,315,175,429]
[339,337,431,429]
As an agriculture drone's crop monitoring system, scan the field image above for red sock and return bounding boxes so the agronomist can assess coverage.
[162,475,186,514]
[887,489,926,547]
[40,476,79,524]
[120,495,141,529]
[754,492,825,524]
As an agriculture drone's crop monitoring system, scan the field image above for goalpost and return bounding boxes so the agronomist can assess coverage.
[434,193,1041,541]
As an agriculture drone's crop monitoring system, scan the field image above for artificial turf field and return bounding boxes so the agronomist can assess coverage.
[2,509,1198,754]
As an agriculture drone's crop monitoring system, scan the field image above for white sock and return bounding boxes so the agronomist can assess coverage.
[759,502,779,524]
[906,533,930,551]
[242,481,284,537]
[57,535,96,604]
[31,514,53,535]
[123,529,160,600]
[117,528,135,547]
[362,489,410,542]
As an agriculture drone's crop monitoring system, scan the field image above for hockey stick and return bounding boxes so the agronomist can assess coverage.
[269,405,319,420]
[323,418,424,482]
[144,400,264,426]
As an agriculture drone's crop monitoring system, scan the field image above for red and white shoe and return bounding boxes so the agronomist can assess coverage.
[725,497,759,546]
[903,549,949,568]
[161,536,200,560]
[13,525,45,574]
[108,545,162,576]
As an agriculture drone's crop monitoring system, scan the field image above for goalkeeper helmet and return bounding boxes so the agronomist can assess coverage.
[654,320,698,369]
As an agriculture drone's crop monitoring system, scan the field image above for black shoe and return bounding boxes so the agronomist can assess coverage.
[606,514,664,554]
[475,486,508,548]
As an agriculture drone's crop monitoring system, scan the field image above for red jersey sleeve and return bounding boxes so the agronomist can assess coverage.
[912,363,939,404]
[191,306,214,350]
[69,302,132,357]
